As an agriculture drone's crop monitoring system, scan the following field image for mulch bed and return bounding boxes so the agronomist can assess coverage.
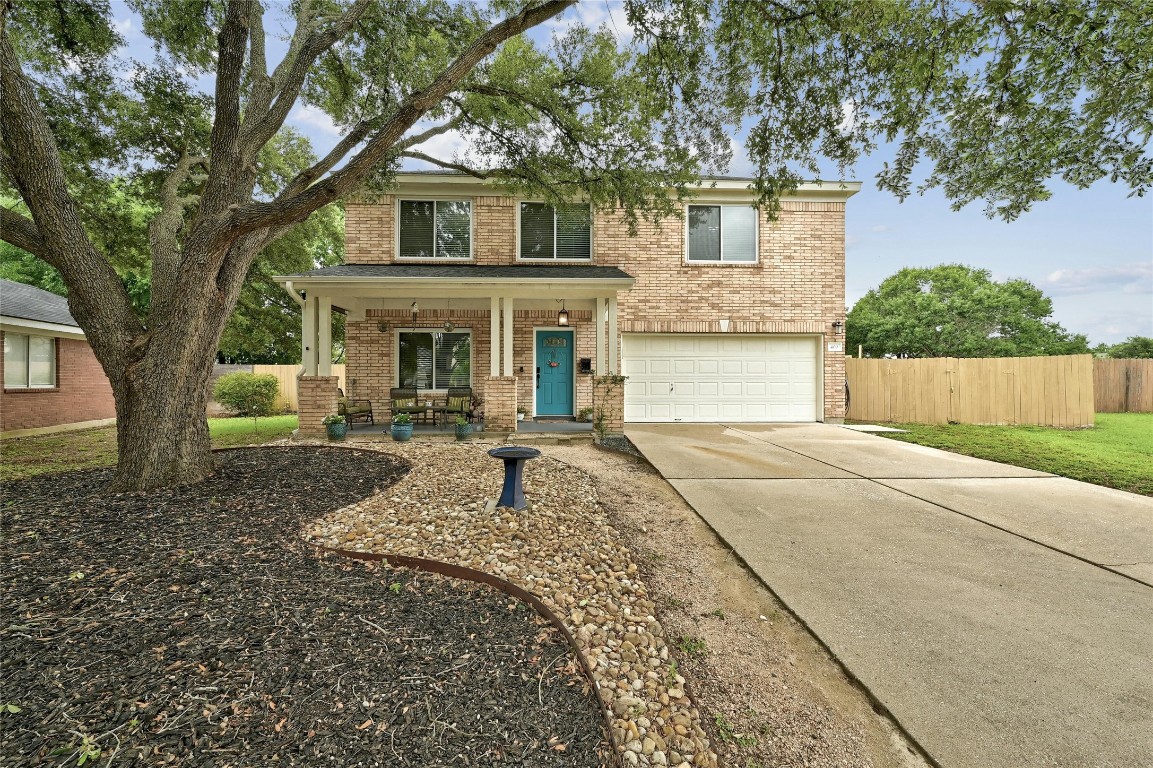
[0,446,609,767]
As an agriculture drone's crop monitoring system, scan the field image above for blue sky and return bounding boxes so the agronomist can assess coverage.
[113,1,1152,346]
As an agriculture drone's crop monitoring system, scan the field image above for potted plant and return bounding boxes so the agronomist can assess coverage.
[577,406,594,423]
[390,412,413,442]
[322,413,347,441]
[516,406,528,421]
[454,414,473,441]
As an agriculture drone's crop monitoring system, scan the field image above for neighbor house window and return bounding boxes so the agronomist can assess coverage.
[397,331,471,388]
[4,333,56,388]
[687,204,757,262]
[519,202,592,260]
[398,200,472,259]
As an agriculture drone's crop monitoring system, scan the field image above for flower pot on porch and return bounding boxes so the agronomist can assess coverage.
[390,423,413,442]
[325,421,348,441]
[454,422,473,441]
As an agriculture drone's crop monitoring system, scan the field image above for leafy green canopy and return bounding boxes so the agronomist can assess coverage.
[1097,336,1153,359]
[847,264,1091,358]
[626,0,1153,219]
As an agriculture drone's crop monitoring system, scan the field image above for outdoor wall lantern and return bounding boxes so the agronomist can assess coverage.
[443,298,455,332]
[377,321,388,333]
[557,300,569,327]
[410,300,419,328]
[832,320,844,335]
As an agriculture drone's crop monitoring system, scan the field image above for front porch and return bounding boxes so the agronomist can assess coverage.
[277,265,632,438]
[341,417,595,442]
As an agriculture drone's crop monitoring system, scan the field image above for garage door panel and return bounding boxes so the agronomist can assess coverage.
[623,334,819,423]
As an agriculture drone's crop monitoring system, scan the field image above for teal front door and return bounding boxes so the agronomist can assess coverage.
[536,330,574,416]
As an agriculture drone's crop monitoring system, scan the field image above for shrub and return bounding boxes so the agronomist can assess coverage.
[213,373,280,418]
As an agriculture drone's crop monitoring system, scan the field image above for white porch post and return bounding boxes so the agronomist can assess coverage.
[317,295,332,377]
[607,296,619,374]
[502,297,514,377]
[490,296,501,377]
[595,297,607,375]
[301,294,318,376]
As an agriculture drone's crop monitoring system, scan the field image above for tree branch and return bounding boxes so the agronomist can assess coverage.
[280,120,373,198]
[396,116,466,150]
[0,205,46,259]
[0,15,142,355]
[150,152,207,317]
[240,0,373,154]
[228,0,577,240]
[399,150,493,179]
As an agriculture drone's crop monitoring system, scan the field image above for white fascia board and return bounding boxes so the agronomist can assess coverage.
[0,317,86,340]
[273,275,634,301]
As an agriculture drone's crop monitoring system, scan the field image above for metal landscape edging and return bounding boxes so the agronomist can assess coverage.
[315,544,623,768]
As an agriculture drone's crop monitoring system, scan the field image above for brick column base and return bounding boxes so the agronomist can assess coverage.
[484,376,518,432]
[592,375,625,437]
[298,375,339,437]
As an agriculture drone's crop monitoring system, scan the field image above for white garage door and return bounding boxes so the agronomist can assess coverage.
[622,334,820,422]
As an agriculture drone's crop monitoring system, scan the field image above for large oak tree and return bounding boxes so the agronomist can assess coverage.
[2,0,1149,490]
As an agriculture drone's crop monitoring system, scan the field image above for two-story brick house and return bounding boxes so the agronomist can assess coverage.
[277,172,858,435]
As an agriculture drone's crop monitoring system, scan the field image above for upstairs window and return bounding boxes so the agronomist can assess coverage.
[687,204,757,263]
[398,200,472,259]
[519,202,592,260]
[4,333,56,388]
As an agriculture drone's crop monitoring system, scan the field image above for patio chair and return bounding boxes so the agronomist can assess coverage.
[337,388,374,426]
[444,386,474,423]
[389,387,426,422]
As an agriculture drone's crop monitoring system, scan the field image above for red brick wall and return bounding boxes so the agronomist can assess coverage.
[1,331,117,432]
[343,189,848,420]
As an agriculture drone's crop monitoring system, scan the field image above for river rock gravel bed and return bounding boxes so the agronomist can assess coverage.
[306,441,719,768]
[0,446,609,767]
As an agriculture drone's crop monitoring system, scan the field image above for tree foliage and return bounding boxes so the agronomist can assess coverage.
[847,264,1090,358]
[2,0,1149,490]
[1098,336,1153,359]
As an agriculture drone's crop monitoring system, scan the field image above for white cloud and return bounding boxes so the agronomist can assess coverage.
[542,0,634,43]
[1043,262,1153,296]
[400,126,473,171]
[112,17,134,35]
[288,105,341,136]
[869,224,889,233]
[837,99,856,134]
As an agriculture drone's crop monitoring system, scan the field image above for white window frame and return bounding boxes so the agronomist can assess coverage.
[395,198,475,261]
[516,201,594,262]
[393,327,474,390]
[3,332,57,389]
[684,203,760,264]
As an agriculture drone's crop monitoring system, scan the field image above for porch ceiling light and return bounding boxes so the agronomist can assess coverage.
[557,300,569,327]
[410,300,419,327]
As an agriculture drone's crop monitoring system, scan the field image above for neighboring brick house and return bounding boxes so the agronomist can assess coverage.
[1,280,116,436]
[277,173,858,435]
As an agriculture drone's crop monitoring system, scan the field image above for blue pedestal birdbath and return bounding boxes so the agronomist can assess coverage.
[487,446,542,511]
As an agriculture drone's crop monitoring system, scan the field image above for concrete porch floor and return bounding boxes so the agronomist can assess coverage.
[342,417,594,442]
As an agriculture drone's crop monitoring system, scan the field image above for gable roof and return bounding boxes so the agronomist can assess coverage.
[0,280,78,327]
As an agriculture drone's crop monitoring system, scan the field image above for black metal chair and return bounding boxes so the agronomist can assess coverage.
[444,386,474,423]
[337,388,374,426]
[389,387,426,422]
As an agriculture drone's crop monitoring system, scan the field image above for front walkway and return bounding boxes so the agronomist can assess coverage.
[625,423,1153,768]
[346,418,594,440]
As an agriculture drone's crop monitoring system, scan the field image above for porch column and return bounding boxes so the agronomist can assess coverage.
[317,295,332,377]
[301,294,318,376]
[607,296,619,374]
[502,297,514,377]
[595,297,607,375]
[490,296,501,377]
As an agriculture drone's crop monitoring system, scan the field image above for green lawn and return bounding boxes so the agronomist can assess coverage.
[0,415,299,483]
[873,413,1153,496]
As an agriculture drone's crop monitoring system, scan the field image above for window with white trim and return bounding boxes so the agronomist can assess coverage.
[519,202,592,260]
[4,332,56,388]
[397,331,471,389]
[687,204,757,262]
[398,200,472,259]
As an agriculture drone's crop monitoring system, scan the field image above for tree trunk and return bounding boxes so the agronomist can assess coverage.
[109,356,216,492]
[100,262,248,492]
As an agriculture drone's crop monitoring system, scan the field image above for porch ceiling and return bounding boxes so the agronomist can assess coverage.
[274,264,634,300]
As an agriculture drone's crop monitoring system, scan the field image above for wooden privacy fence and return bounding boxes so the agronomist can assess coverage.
[253,364,346,412]
[845,355,1095,428]
[1093,358,1153,413]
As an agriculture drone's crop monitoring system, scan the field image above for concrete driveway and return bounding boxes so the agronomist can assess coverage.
[625,423,1153,768]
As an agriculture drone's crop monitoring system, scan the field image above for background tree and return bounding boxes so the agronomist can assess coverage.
[847,264,1090,358]
[2,0,1149,490]
[1099,336,1153,359]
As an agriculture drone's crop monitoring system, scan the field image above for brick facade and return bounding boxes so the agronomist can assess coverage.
[340,181,849,422]
[483,376,518,432]
[298,375,339,437]
[1,331,117,434]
